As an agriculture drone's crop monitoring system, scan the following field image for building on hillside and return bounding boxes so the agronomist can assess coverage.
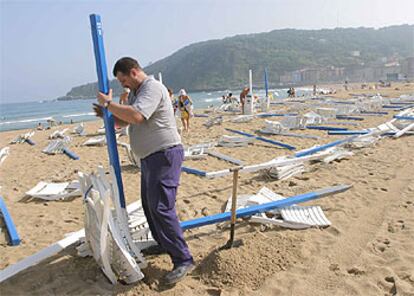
[401,57,414,79]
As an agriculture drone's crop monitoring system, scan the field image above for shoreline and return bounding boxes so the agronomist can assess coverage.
[1,81,410,134]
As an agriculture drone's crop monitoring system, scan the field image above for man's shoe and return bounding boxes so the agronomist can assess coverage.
[141,245,167,256]
[164,263,195,285]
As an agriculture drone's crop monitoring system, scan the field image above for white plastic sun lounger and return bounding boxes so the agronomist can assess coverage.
[118,142,140,167]
[259,120,320,139]
[264,163,305,180]
[42,138,79,160]
[0,192,153,284]
[82,135,106,146]
[231,115,254,123]
[26,181,81,200]
[0,147,10,165]
[73,123,86,136]
[77,167,148,284]
[250,206,331,229]
[49,128,69,139]
[184,146,208,160]
[203,116,223,128]
[224,187,331,229]
[218,135,254,147]
[10,131,35,145]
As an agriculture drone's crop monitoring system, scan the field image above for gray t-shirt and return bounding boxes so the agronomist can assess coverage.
[128,77,181,159]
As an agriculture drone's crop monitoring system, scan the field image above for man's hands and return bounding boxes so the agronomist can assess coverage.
[93,103,103,118]
[93,89,113,118]
[97,89,113,107]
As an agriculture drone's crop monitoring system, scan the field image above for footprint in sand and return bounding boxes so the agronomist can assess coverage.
[373,238,391,253]
[347,267,365,276]
[388,220,405,233]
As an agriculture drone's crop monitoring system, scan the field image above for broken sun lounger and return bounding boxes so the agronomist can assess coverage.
[224,187,331,229]
[26,181,81,200]
[42,139,79,160]
[0,147,10,165]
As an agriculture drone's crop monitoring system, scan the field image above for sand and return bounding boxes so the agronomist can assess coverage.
[0,82,413,295]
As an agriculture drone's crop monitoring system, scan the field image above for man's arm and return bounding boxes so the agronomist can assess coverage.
[93,103,130,127]
[96,89,145,125]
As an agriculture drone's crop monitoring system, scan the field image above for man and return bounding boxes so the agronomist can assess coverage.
[239,87,249,114]
[94,57,194,285]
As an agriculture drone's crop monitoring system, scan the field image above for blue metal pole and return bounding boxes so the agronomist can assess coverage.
[294,136,357,157]
[336,115,364,121]
[394,115,414,121]
[181,166,207,176]
[225,128,296,150]
[306,126,348,131]
[180,185,351,230]
[264,68,269,98]
[89,14,126,208]
[327,130,370,135]
[0,197,21,246]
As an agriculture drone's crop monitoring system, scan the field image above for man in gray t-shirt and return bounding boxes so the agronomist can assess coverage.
[95,57,194,285]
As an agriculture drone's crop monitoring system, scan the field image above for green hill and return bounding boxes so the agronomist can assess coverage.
[58,24,414,100]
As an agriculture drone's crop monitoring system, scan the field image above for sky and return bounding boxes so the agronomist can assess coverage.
[1,0,414,103]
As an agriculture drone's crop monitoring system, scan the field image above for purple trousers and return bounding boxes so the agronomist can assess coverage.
[140,145,193,267]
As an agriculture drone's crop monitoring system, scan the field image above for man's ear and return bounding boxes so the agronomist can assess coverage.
[130,68,139,78]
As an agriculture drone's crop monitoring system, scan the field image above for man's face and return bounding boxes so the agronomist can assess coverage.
[116,72,135,89]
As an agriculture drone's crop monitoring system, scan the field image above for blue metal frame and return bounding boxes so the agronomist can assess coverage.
[225,128,296,150]
[336,115,364,121]
[394,115,414,121]
[0,196,21,246]
[181,166,207,176]
[327,130,369,135]
[306,126,348,131]
[62,148,80,160]
[256,113,298,118]
[294,136,357,157]
[89,14,126,208]
[264,68,269,98]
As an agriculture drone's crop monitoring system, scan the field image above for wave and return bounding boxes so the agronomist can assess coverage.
[204,97,222,103]
[0,116,53,125]
[62,112,95,118]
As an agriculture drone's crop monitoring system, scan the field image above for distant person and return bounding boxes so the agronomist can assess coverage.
[168,88,178,114]
[178,89,193,133]
[37,122,44,130]
[227,92,235,103]
[222,95,227,104]
[119,88,130,104]
[239,87,249,114]
[313,84,317,96]
[291,87,296,97]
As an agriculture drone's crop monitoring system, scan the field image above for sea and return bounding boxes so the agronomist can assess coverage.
[0,87,313,132]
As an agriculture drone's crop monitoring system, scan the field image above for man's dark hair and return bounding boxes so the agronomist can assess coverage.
[113,57,142,76]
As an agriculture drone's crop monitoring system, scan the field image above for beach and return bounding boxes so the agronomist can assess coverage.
[0,82,413,295]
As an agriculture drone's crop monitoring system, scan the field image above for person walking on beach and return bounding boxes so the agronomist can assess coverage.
[239,87,249,114]
[177,89,193,133]
[94,57,194,285]
[168,88,178,115]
